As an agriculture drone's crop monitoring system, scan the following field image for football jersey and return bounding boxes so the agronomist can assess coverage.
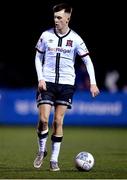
[36,28,89,85]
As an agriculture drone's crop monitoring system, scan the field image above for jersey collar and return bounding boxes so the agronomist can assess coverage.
[54,28,71,38]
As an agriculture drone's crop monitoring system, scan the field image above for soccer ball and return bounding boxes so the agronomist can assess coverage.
[75,151,95,171]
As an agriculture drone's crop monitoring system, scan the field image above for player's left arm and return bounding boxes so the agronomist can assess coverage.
[75,35,100,97]
[82,55,100,97]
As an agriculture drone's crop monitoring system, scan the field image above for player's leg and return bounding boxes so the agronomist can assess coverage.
[34,104,52,168]
[37,104,52,154]
[50,105,67,171]
[34,82,55,168]
[50,84,75,171]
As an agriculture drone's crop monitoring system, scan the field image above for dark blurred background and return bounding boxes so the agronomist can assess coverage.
[0,0,126,92]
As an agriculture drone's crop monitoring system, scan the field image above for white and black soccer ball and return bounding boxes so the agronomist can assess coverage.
[75,151,95,171]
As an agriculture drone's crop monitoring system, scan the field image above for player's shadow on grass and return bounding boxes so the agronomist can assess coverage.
[1,166,87,173]
[44,168,79,172]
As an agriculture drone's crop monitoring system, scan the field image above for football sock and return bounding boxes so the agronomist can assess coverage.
[50,135,63,162]
[37,129,48,152]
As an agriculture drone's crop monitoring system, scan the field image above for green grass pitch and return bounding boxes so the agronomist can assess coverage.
[0,126,127,179]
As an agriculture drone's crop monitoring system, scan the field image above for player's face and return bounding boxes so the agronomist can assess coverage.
[54,9,70,31]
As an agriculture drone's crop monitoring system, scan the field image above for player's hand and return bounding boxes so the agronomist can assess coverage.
[90,84,100,97]
[38,80,47,91]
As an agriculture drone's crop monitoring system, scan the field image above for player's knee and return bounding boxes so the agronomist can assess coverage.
[39,112,48,121]
[39,115,48,126]
[53,118,63,127]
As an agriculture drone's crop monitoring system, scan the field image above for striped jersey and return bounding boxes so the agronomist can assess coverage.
[36,28,89,85]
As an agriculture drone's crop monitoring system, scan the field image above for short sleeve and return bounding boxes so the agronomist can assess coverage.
[35,33,45,53]
[76,35,89,57]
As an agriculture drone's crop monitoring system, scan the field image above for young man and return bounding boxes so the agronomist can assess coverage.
[33,3,100,171]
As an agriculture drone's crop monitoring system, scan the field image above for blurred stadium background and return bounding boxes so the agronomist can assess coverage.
[0,0,127,179]
[0,0,127,126]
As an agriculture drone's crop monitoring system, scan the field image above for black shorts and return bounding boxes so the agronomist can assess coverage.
[36,82,75,109]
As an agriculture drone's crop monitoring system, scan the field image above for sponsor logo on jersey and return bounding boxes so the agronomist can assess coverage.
[48,47,71,53]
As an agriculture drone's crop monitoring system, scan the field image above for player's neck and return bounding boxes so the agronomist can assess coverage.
[56,26,70,35]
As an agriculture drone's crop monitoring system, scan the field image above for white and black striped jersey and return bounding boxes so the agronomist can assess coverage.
[35,28,90,85]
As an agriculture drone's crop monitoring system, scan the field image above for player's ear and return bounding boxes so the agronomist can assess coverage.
[66,17,70,23]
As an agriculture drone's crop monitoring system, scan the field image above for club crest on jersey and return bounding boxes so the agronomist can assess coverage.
[66,40,73,47]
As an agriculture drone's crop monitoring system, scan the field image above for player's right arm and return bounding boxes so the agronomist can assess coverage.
[35,32,47,91]
[35,51,47,91]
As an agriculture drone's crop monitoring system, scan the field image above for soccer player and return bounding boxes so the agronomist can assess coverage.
[33,3,100,171]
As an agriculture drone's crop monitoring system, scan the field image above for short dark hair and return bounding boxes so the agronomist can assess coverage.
[53,3,72,14]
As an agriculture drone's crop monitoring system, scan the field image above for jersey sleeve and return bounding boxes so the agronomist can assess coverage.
[76,35,89,57]
[35,33,46,53]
